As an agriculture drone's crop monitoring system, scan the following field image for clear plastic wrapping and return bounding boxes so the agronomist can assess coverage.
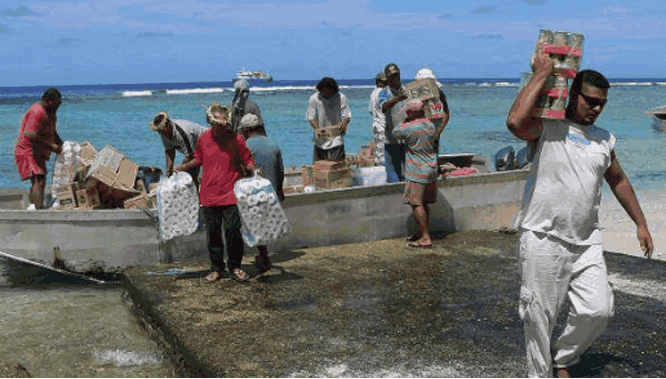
[156,171,200,241]
[234,171,292,247]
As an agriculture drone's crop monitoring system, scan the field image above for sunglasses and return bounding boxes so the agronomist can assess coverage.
[579,92,607,108]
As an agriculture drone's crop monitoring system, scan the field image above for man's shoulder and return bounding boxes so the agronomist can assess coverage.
[174,119,206,130]
[248,135,281,149]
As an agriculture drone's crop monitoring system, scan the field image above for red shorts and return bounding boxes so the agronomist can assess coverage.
[15,147,48,180]
[403,180,437,206]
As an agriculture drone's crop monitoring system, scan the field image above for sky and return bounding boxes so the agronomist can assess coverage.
[1,0,666,86]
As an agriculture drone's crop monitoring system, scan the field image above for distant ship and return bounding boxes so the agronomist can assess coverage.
[233,69,273,83]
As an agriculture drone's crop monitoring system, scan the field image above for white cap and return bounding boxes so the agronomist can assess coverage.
[234,80,250,92]
[415,68,442,89]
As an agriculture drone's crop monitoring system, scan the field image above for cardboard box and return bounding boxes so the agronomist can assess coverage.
[55,184,77,209]
[124,193,156,210]
[314,160,346,172]
[405,78,440,101]
[86,145,139,195]
[301,165,314,187]
[283,185,305,195]
[116,158,139,189]
[79,141,98,166]
[314,168,352,190]
[75,186,102,210]
[318,125,342,139]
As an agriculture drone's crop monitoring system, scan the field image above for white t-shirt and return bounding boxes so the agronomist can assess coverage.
[515,118,616,245]
[369,86,386,139]
[305,92,351,150]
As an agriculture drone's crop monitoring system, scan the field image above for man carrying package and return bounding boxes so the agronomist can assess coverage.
[506,41,654,377]
[393,98,439,248]
[149,111,208,187]
[175,102,255,283]
[15,88,64,209]
[237,113,285,272]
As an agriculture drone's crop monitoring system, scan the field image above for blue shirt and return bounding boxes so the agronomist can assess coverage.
[245,135,285,201]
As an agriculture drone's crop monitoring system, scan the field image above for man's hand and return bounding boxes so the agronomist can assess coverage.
[51,143,63,155]
[531,41,555,75]
[638,224,654,258]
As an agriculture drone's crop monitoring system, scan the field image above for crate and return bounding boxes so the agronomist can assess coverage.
[318,125,342,139]
[55,184,77,209]
[75,186,102,210]
[124,193,156,210]
[404,78,440,101]
[314,168,352,190]
[79,141,98,166]
[314,160,346,172]
[301,165,315,187]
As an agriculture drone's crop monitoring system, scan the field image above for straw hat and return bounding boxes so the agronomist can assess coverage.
[149,111,170,132]
[204,101,231,127]
[238,114,260,131]
[375,71,386,81]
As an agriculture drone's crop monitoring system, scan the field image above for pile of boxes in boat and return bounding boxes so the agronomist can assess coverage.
[51,141,156,210]
[284,144,381,194]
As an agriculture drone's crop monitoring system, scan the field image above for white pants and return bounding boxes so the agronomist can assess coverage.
[518,230,614,378]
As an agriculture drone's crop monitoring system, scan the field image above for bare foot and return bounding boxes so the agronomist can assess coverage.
[408,237,432,248]
[205,271,223,283]
[555,367,570,378]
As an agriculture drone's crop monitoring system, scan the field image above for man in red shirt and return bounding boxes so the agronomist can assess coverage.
[176,102,255,283]
[14,88,64,209]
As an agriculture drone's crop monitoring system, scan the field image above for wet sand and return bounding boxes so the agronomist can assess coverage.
[124,227,666,377]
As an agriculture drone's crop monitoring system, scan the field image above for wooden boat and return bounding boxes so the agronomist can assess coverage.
[0,154,528,277]
[645,105,666,131]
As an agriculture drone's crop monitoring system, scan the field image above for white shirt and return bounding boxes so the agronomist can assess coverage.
[305,91,352,150]
[515,118,616,245]
[369,87,386,139]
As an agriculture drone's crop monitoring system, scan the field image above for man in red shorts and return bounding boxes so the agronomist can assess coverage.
[14,88,64,209]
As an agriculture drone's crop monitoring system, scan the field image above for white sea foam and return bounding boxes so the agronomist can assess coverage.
[166,87,225,94]
[122,90,152,97]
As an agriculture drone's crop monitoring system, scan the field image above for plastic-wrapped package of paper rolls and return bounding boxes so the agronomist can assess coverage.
[156,171,200,241]
[52,141,83,189]
[234,171,292,247]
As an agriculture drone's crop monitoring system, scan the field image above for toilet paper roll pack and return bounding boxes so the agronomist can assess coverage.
[234,171,292,247]
[157,171,200,241]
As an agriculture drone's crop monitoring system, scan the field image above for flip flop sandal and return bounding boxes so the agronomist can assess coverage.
[408,242,433,248]
[231,268,250,282]
[406,234,421,242]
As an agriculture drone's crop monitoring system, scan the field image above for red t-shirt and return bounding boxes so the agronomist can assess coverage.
[193,130,254,207]
[16,103,55,158]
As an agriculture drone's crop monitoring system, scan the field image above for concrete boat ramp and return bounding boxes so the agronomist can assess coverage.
[123,230,666,378]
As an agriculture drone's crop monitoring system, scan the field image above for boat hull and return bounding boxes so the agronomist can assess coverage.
[651,116,666,132]
[0,166,528,274]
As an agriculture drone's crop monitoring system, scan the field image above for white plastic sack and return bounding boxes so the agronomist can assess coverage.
[234,171,292,247]
[156,171,200,241]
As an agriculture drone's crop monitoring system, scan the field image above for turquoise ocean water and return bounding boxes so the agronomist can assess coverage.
[2,78,666,197]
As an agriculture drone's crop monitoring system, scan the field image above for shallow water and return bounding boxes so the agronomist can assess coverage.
[0,257,176,378]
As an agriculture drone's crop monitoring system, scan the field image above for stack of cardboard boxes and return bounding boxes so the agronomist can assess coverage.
[53,142,157,210]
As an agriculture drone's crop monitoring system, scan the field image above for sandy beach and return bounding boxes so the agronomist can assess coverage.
[600,190,666,261]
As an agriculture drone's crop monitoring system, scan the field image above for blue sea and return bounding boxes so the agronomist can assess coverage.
[3,77,666,198]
